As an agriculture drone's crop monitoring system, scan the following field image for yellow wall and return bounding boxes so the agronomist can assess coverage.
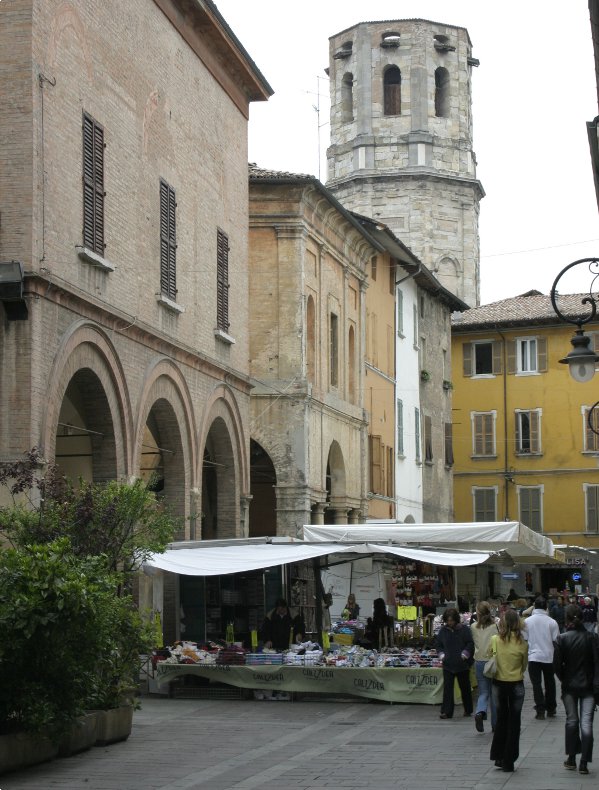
[452,322,599,549]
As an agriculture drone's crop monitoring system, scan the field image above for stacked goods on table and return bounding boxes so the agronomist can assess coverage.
[323,645,442,668]
[330,618,365,646]
[284,642,323,665]
[216,645,247,665]
[246,652,284,665]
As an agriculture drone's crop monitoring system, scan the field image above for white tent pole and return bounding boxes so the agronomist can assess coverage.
[454,567,458,607]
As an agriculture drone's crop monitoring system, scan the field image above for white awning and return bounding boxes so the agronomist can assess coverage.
[144,541,492,576]
[302,521,557,563]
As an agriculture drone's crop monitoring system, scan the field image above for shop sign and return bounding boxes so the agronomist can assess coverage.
[501,573,519,580]
[572,572,582,582]
[567,558,587,566]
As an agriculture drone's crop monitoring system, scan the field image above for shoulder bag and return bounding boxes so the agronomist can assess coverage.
[483,634,497,679]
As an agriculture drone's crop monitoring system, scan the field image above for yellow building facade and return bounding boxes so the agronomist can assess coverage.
[452,292,599,591]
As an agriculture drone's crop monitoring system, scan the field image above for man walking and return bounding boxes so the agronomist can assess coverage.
[525,597,560,719]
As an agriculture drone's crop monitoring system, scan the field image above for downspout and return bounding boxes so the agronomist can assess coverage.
[495,325,510,519]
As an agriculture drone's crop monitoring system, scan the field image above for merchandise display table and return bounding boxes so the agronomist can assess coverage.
[155,662,444,704]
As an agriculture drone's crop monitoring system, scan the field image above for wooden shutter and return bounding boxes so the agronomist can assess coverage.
[506,340,516,374]
[396,399,404,455]
[530,410,540,453]
[82,113,104,254]
[520,488,541,532]
[585,407,599,452]
[415,409,421,461]
[586,486,599,533]
[424,415,433,462]
[217,229,229,332]
[160,180,176,300]
[474,414,494,455]
[387,446,394,497]
[492,341,503,374]
[537,337,547,372]
[370,435,382,494]
[463,342,472,376]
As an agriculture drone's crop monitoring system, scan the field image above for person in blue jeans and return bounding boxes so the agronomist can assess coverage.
[472,601,498,733]
[553,603,599,775]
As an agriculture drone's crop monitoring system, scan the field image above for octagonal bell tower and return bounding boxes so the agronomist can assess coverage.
[326,18,484,307]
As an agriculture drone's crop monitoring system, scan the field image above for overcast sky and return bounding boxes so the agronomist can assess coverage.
[216,1,599,306]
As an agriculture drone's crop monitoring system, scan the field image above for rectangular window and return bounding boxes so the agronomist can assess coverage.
[216,229,230,332]
[583,406,599,452]
[330,313,339,386]
[518,486,543,532]
[415,408,421,463]
[472,412,496,457]
[444,422,454,467]
[396,399,404,456]
[517,337,537,373]
[584,484,599,533]
[396,288,404,336]
[389,259,395,295]
[82,112,104,255]
[413,305,419,350]
[371,256,377,281]
[515,409,542,454]
[386,446,394,497]
[463,340,502,376]
[159,179,177,301]
[507,337,547,374]
[424,415,433,463]
[369,434,383,494]
[473,487,497,521]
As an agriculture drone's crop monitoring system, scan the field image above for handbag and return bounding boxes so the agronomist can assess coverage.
[483,635,497,679]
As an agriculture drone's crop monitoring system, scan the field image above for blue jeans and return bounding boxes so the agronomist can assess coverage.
[490,680,525,769]
[475,660,497,727]
[562,692,596,763]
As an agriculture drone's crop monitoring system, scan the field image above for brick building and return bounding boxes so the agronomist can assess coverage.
[0,0,271,641]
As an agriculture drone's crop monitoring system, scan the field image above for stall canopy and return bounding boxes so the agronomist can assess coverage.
[144,540,492,576]
[302,521,559,564]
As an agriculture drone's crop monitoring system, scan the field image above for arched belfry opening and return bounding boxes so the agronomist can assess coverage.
[249,439,277,537]
[341,72,354,122]
[435,67,450,117]
[55,370,117,483]
[383,65,401,116]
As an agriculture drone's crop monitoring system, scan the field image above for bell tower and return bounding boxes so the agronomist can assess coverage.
[326,19,484,307]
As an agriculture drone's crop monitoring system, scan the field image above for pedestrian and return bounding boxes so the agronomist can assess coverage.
[506,588,518,602]
[550,595,566,633]
[364,597,394,649]
[581,596,597,633]
[436,607,474,720]
[525,596,559,719]
[490,608,528,773]
[259,598,305,650]
[553,603,599,775]
[472,600,498,733]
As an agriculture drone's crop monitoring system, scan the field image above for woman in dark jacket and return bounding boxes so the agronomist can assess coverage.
[553,604,599,775]
[436,607,474,719]
[260,598,304,651]
[364,597,394,649]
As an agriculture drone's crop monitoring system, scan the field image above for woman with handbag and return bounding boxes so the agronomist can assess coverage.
[489,608,528,773]
[553,603,599,775]
[472,601,498,733]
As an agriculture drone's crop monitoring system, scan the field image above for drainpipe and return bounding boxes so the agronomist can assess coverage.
[495,325,511,519]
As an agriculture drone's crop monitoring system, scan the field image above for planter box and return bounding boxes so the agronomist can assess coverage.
[93,705,133,746]
[58,712,99,757]
[0,731,59,775]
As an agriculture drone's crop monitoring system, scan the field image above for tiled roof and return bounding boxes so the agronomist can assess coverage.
[248,163,316,181]
[452,290,598,331]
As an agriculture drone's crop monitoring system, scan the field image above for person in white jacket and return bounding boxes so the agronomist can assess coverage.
[525,597,560,719]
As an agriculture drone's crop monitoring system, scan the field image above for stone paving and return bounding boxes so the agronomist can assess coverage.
[2,679,596,790]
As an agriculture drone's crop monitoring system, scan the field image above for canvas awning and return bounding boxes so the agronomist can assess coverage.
[302,521,559,564]
[144,540,492,576]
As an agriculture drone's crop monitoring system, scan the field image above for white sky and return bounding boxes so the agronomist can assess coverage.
[216,1,599,305]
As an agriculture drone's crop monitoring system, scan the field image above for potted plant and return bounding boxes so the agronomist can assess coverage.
[442,379,453,390]
[420,369,431,382]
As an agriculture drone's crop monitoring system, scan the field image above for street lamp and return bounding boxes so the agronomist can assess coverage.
[550,258,599,383]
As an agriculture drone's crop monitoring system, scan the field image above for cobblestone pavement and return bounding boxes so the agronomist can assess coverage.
[2,678,595,790]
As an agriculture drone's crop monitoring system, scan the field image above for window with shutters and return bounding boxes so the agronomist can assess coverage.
[396,288,404,337]
[506,336,547,375]
[584,484,599,533]
[82,112,105,255]
[444,422,454,467]
[383,66,401,115]
[159,179,177,301]
[463,340,502,376]
[330,313,339,387]
[216,228,230,332]
[369,435,383,494]
[515,409,542,455]
[424,415,433,463]
[471,411,496,457]
[518,486,543,532]
[415,408,421,463]
[473,487,497,521]
[371,255,377,281]
[387,446,394,497]
[413,305,419,350]
[582,406,599,452]
[396,399,404,456]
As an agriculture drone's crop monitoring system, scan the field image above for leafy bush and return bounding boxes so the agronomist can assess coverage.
[0,540,151,736]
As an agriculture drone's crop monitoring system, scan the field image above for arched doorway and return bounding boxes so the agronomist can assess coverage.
[325,440,347,524]
[55,369,117,483]
[249,439,277,537]
[201,417,236,539]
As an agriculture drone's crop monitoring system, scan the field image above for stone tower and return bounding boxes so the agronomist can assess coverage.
[326,19,484,307]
